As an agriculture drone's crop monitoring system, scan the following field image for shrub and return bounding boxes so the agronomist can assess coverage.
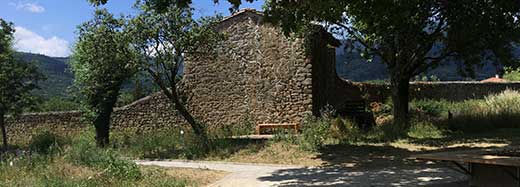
[407,121,446,139]
[292,116,362,151]
[33,97,80,112]
[298,116,332,151]
[29,131,65,155]
[410,99,451,117]
[113,131,180,159]
[66,132,141,180]
[504,67,520,81]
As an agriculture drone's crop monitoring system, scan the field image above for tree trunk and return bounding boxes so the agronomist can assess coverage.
[94,112,111,147]
[93,94,118,147]
[390,71,411,134]
[0,110,7,151]
[171,88,209,151]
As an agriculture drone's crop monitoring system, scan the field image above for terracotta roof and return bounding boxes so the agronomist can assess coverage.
[481,75,506,83]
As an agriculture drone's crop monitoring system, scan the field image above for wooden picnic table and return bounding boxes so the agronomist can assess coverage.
[412,148,520,187]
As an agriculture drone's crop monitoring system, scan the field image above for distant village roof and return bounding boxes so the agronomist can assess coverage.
[480,75,506,83]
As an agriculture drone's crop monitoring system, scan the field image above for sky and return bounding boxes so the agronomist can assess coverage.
[0,0,264,57]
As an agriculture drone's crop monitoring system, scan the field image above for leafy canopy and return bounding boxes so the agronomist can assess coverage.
[265,0,520,76]
[88,0,257,12]
[70,9,137,120]
[126,1,223,142]
[0,19,44,115]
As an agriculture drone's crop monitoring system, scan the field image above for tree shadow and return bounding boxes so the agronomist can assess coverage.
[258,131,520,187]
[258,165,468,186]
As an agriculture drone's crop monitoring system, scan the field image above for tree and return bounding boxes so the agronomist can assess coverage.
[0,19,44,150]
[87,0,256,12]
[70,9,137,147]
[127,2,222,150]
[264,0,520,132]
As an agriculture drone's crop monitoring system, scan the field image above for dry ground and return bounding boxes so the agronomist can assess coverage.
[204,128,520,170]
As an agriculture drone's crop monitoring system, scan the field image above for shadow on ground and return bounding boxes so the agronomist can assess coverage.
[258,165,467,186]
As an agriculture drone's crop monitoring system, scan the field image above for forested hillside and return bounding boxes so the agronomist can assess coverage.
[15,52,74,98]
[335,44,503,82]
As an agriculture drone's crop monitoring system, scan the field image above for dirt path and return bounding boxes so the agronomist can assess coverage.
[136,160,467,187]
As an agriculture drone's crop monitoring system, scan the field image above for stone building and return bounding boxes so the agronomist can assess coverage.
[8,9,520,141]
[182,9,341,128]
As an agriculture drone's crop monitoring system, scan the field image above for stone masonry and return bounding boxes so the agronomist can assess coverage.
[9,9,519,141]
[183,9,339,127]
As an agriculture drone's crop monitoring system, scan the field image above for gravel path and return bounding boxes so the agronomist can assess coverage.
[136,160,467,187]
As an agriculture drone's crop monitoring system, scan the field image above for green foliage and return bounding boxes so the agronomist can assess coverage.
[15,52,74,99]
[0,18,45,148]
[504,67,520,81]
[0,20,44,116]
[410,99,451,117]
[274,116,362,151]
[265,0,520,128]
[33,97,80,112]
[407,121,446,139]
[88,0,256,12]
[127,2,224,149]
[71,9,138,146]
[0,130,198,187]
[113,130,179,159]
[448,89,520,131]
[29,131,66,155]
[66,132,141,180]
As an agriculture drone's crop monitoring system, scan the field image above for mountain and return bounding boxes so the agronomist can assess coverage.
[15,52,156,100]
[335,43,504,82]
[15,52,74,99]
[14,46,511,100]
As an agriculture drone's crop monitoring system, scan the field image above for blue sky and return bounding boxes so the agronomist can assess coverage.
[0,0,264,57]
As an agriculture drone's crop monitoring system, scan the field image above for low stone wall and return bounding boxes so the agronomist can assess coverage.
[6,92,185,144]
[354,81,520,102]
[6,111,84,144]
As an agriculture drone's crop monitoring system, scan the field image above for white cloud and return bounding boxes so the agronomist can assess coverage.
[9,2,45,13]
[13,26,70,57]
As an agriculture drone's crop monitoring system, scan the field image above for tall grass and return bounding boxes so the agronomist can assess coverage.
[0,130,195,187]
[448,89,520,131]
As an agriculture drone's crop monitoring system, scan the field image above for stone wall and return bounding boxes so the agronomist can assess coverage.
[340,81,520,103]
[183,11,315,127]
[6,92,185,143]
[6,111,84,143]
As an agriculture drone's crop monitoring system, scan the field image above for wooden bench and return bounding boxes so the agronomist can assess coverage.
[339,100,367,115]
[256,123,299,135]
[337,100,375,131]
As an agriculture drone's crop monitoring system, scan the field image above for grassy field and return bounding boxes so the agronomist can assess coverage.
[3,89,520,186]
[0,132,227,187]
[104,89,520,168]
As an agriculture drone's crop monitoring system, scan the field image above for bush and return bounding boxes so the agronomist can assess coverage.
[29,131,65,155]
[66,132,141,180]
[113,131,180,159]
[407,121,446,139]
[33,97,80,112]
[504,67,520,81]
[298,117,331,151]
[410,99,451,117]
[287,116,362,151]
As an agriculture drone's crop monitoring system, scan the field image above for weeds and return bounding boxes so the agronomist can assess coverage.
[28,131,66,155]
[448,89,520,131]
[0,129,216,187]
[66,132,142,180]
